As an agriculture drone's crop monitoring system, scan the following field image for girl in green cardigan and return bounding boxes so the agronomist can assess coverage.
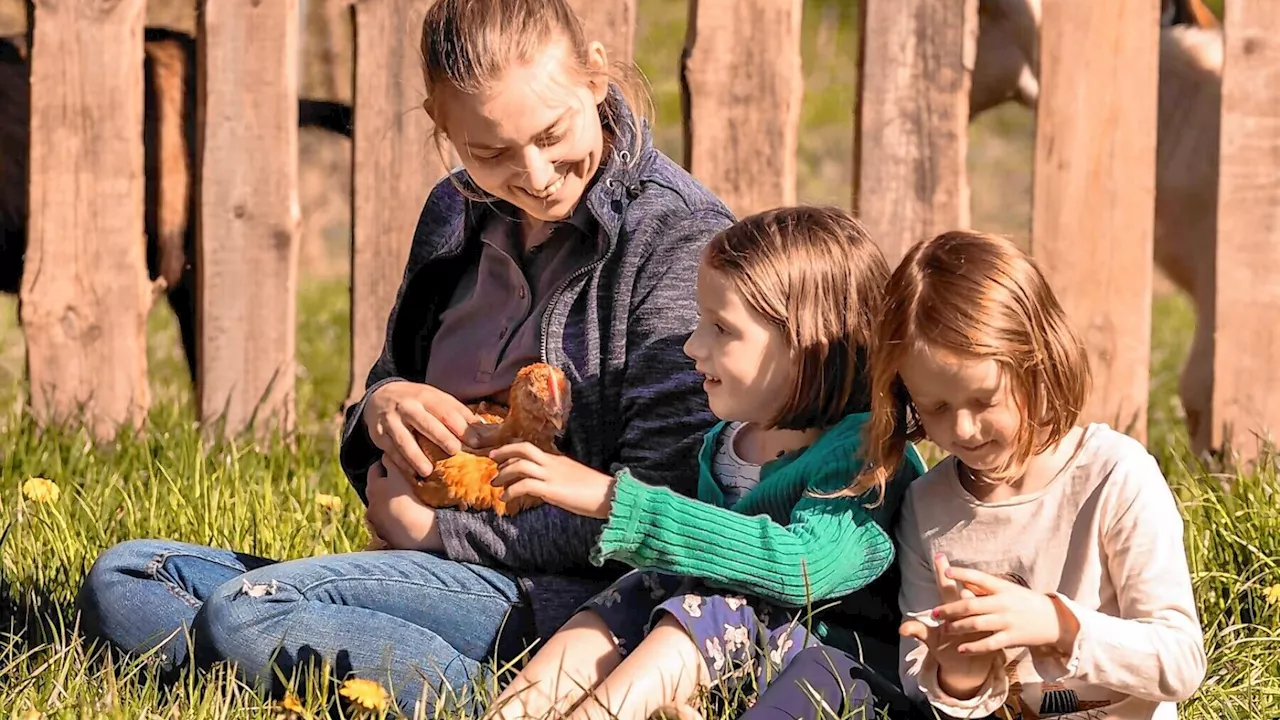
[485,206,926,720]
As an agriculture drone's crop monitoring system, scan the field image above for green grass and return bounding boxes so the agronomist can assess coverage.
[0,281,1277,718]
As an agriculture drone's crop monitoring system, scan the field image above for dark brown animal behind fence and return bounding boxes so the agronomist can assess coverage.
[0,35,27,298]
[0,27,352,383]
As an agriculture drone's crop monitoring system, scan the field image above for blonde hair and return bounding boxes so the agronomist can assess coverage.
[704,206,890,436]
[853,231,1091,494]
[419,0,651,170]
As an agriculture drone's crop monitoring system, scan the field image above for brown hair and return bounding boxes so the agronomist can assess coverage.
[419,0,651,171]
[704,206,890,437]
[852,231,1091,495]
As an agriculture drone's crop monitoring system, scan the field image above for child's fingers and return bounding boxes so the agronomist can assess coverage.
[933,553,963,604]
[957,631,1012,655]
[500,478,544,504]
[945,566,1011,596]
[490,458,543,488]
[899,619,930,642]
[943,614,1006,636]
[933,595,1001,622]
[487,443,543,465]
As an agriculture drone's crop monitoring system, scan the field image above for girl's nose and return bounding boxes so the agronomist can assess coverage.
[521,147,558,192]
[683,327,704,361]
[953,410,977,441]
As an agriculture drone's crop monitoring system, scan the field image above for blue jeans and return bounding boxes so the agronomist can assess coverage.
[76,539,532,714]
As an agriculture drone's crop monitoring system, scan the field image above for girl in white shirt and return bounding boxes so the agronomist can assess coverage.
[742,231,1207,720]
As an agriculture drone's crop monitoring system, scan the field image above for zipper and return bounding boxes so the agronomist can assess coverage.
[540,254,610,365]
[539,185,624,365]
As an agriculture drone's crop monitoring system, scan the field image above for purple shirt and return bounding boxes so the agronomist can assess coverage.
[423,202,599,404]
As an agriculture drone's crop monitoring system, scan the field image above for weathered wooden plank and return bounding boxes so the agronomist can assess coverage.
[1211,0,1280,459]
[567,0,635,65]
[682,0,802,218]
[855,0,976,265]
[198,0,301,435]
[1031,0,1160,440]
[21,0,150,440]
[346,0,447,408]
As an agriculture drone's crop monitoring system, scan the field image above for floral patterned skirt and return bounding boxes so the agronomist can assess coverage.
[579,569,820,693]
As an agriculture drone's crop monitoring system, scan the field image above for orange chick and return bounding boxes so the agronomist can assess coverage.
[409,363,572,516]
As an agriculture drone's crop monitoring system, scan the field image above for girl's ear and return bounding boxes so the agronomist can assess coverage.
[423,99,441,128]
[585,40,610,105]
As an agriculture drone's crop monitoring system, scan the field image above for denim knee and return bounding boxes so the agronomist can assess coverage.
[191,574,302,690]
[77,539,173,638]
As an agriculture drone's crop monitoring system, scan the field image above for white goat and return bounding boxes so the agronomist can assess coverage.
[970,0,1223,452]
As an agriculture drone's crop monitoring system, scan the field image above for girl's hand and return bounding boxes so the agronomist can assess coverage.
[363,381,479,478]
[365,460,444,551]
[900,555,1003,700]
[932,566,1081,656]
[489,443,616,519]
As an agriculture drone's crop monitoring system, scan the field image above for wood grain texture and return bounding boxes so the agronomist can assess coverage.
[1211,0,1280,459]
[567,0,635,64]
[1031,0,1160,441]
[197,0,301,435]
[682,0,802,218]
[855,0,976,265]
[20,0,151,440]
[346,0,446,408]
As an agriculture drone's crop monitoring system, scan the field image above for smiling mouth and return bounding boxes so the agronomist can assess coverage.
[524,175,566,200]
[958,441,991,453]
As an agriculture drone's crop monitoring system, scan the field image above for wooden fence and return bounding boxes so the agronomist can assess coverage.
[14,0,1280,460]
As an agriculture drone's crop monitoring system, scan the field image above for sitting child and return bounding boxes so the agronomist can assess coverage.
[480,206,926,720]
[739,231,1207,720]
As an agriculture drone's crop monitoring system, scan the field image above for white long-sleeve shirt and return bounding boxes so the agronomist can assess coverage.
[897,424,1207,719]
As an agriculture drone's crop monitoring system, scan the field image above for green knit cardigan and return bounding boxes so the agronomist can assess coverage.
[592,412,927,607]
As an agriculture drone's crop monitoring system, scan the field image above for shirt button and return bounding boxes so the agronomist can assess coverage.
[518,287,526,299]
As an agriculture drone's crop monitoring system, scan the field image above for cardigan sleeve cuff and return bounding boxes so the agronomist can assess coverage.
[590,469,651,566]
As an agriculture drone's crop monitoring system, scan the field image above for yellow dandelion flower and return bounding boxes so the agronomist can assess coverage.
[315,493,343,512]
[274,693,309,719]
[22,477,60,504]
[1264,584,1280,605]
[338,678,389,712]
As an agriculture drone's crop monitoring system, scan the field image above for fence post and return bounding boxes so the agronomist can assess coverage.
[1211,0,1280,460]
[345,0,447,409]
[1031,0,1160,441]
[567,0,636,65]
[198,0,301,436]
[20,0,150,440]
[855,0,977,266]
[682,0,802,218]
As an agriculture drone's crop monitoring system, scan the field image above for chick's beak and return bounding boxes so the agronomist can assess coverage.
[548,378,570,431]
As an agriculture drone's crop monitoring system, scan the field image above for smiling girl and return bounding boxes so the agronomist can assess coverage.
[483,207,926,720]
[77,0,733,714]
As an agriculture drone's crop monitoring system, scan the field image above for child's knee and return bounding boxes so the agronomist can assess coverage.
[646,615,711,685]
